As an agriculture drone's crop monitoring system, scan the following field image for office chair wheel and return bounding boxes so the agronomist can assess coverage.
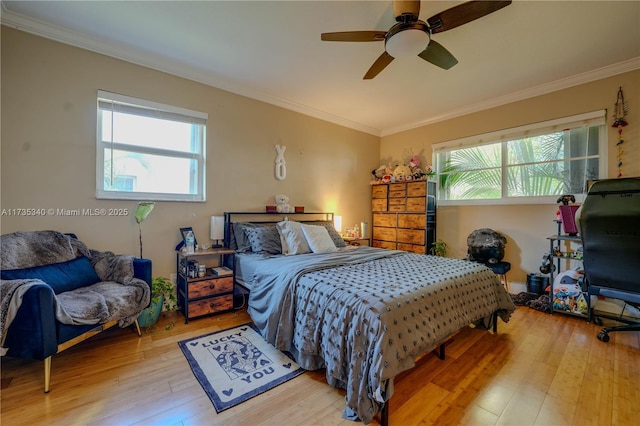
[594,316,603,326]
[597,330,610,342]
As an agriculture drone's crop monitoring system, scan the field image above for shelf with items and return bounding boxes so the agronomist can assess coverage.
[546,221,588,319]
[176,247,236,323]
[341,236,371,247]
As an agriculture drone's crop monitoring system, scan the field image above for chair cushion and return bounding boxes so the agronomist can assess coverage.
[488,261,511,275]
[1,256,101,294]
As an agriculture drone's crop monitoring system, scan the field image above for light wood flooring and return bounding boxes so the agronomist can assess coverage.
[1,306,639,426]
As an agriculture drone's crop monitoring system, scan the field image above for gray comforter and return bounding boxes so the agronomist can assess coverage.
[247,246,516,424]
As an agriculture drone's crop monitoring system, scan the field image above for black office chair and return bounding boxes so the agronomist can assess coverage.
[578,177,640,342]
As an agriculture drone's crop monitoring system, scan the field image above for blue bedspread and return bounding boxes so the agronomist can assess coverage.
[247,247,515,424]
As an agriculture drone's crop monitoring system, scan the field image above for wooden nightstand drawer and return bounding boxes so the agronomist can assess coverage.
[343,238,370,246]
[189,276,233,298]
[188,294,234,317]
[389,183,405,192]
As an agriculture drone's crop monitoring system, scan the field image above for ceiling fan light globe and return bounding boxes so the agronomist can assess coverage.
[385,28,430,58]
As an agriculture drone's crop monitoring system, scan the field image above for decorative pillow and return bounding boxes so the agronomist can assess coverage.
[311,221,347,248]
[1,256,101,294]
[276,221,311,256]
[244,225,282,254]
[301,224,338,253]
[232,222,274,252]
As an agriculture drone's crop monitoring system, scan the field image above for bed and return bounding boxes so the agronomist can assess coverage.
[223,212,516,424]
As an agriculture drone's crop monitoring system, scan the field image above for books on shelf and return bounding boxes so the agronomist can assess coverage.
[211,266,232,277]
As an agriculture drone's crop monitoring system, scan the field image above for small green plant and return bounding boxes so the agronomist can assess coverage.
[430,240,448,257]
[147,276,178,331]
[151,276,177,311]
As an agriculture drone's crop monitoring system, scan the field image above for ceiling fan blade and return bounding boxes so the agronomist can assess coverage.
[427,1,512,34]
[393,0,420,21]
[321,31,387,42]
[363,51,395,80]
[418,40,458,70]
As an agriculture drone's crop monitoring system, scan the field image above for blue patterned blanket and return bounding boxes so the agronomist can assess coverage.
[247,247,515,424]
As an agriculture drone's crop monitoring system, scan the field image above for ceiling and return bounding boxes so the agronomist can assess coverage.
[2,1,639,136]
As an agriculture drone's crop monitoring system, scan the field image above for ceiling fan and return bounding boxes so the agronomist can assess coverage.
[321,0,512,79]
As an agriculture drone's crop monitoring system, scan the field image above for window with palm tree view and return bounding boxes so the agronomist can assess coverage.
[434,111,606,204]
[97,91,207,201]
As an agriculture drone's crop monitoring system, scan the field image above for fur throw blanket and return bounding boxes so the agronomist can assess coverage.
[1,231,150,354]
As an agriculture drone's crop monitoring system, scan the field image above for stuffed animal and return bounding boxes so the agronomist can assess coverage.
[275,194,291,213]
[393,165,412,180]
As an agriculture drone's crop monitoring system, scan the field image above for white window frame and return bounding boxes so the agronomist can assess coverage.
[433,111,607,206]
[96,90,207,202]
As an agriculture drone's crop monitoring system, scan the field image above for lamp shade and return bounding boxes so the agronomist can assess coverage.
[210,216,225,241]
[385,28,429,58]
[334,215,342,233]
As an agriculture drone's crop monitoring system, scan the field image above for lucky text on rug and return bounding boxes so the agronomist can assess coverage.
[178,323,305,412]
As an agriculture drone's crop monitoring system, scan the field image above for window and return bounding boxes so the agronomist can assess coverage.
[97,91,207,201]
[433,111,607,205]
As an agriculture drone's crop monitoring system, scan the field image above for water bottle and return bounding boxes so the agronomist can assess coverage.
[185,230,195,254]
[360,221,368,239]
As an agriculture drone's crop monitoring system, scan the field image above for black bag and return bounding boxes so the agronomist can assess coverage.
[466,228,507,264]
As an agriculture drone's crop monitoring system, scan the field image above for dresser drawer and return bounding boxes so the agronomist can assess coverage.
[388,189,406,198]
[406,197,426,212]
[188,294,234,317]
[407,182,426,197]
[371,185,388,198]
[371,198,388,212]
[373,213,397,227]
[388,204,406,212]
[373,240,397,250]
[398,243,427,254]
[389,183,406,192]
[397,229,425,245]
[189,276,233,299]
[398,213,426,229]
[373,226,397,241]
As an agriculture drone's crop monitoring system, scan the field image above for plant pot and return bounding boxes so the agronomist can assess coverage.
[137,295,164,328]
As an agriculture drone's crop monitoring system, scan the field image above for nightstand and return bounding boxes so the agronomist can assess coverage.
[342,237,371,247]
[176,247,235,323]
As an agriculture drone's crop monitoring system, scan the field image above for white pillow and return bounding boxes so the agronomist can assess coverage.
[301,224,338,253]
[276,221,311,255]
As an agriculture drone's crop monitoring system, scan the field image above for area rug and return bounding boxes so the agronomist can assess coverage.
[178,323,305,412]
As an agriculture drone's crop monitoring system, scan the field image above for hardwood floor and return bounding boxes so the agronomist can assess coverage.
[2,306,638,426]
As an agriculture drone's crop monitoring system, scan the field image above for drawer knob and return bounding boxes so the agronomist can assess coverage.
[209,284,215,290]
[209,302,216,308]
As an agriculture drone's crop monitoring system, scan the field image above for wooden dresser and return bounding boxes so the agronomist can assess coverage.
[371,180,436,254]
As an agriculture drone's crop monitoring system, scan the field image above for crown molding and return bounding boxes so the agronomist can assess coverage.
[0,8,382,137]
[381,57,640,137]
[3,6,638,139]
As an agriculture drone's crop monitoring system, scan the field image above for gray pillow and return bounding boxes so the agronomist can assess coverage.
[277,220,311,255]
[311,221,346,248]
[244,225,282,254]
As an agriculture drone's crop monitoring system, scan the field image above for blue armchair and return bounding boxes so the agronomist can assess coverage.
[1,231,152,392]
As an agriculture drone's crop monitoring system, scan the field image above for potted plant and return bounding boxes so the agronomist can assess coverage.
[137,276,178,330]
[430,240,448,257]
